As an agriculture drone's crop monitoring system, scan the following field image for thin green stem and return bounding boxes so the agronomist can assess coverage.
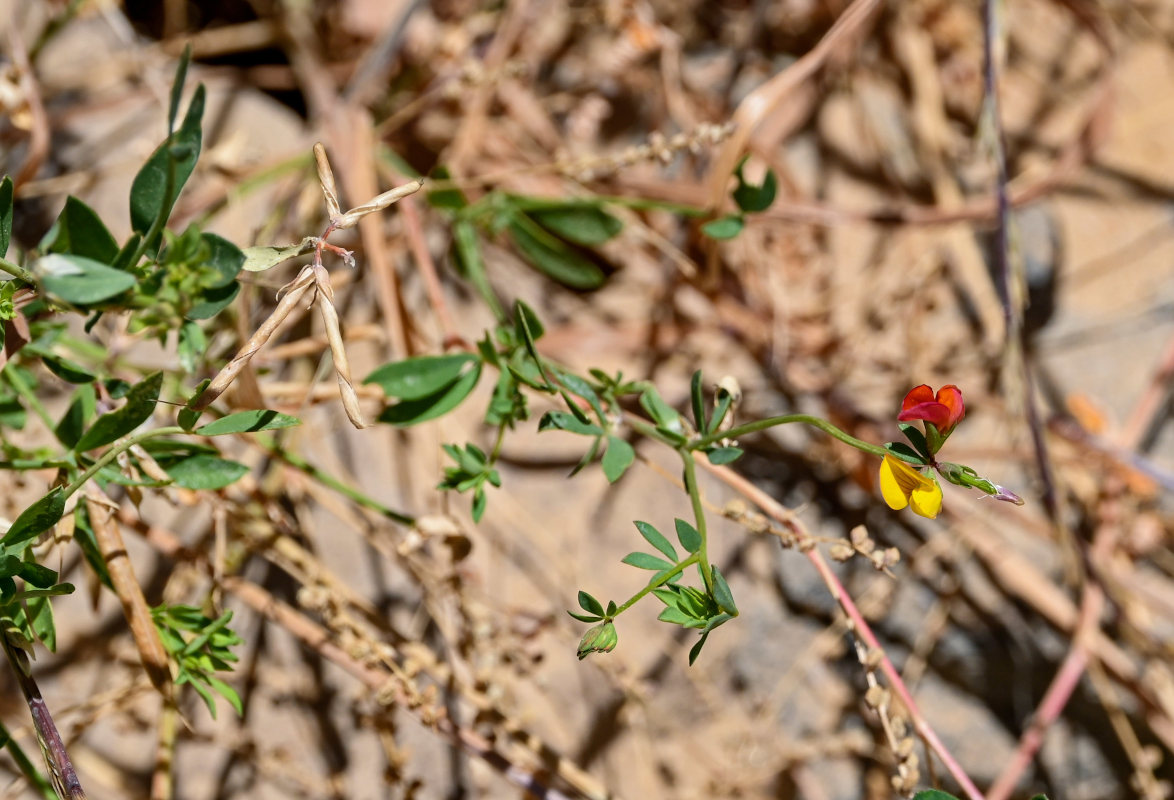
[3,364,56,433]
[691,413,888,458]
[0,256,34,284]
[259,438,415,526]
[613,552,699,617]
[64,427,184,500]
[488,422,508,463]
[681,451,714,594]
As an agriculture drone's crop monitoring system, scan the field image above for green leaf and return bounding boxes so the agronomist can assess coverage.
[38,253,137,304]
[16,560,57,589]
[195,410,301,436]
[732,157,777,213]
[512,300,552,391]
[54,385,95,448]
[38,351,96,384]
[377,362,482,426]
[621,552,673,571]
[674,518,702,554]
[130,83,205,251]
[553,371,604,420]
[168,45,193,133]
[507,216,606,290]
[701,214,744,240]
[883,441,929,465]
[75,371,162,451]
[177,320,206,373]
[601,436,634,483]
[200,233,245,288]
[538,410,603,437]
[186,280,240,320]
[41,196,119,263]
[912,793,963,800]
[452,220,503,320]
[577,590,604,617]
[711,566,738,616]
[688,632,710,665]
[26,592,57,652]
[639,386,681,433]
[0,176,12,258]
[567,610,601,623]
[690,370,707,434]
[568,435,602,478]
[240,238,315,272]
[706,446,743,465]
[1,488,65,547]
[206,674,243,717]
[426,166,468,210]
[634,521,677,562]
[178,378,210,431]
[897,422,932,461]
[164,455,249,490]
[528,205,623,246]
[364,353,479,400]
[73,505,113,589]
[658,606,694,626]
[471,485,487,522]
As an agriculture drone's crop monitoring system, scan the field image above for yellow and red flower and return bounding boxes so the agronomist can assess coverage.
[897,384,965,440]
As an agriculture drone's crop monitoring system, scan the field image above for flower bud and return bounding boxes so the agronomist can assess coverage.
[577,621,618,660]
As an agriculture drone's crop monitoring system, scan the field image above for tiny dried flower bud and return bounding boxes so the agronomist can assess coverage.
[864,685,889,709]
[332,179,425,230]
[313,142,342,219]
[864,648,885,670]
[849,525,871,549]
[829,542,855,562]
[896,737,916,759]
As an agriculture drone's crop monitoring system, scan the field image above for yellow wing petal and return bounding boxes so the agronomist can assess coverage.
[879,455,910,510]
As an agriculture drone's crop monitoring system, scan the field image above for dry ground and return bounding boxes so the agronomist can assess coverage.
[1,1,1174,799]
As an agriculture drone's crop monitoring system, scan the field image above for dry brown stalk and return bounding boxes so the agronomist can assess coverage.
[84,489,172,698]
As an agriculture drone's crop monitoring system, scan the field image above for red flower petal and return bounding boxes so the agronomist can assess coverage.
[899,385,935,413]
[898,400,952,428]
[935,385,965,430]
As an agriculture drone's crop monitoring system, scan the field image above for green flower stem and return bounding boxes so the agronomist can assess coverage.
[63,426,184,500]
[681,450,714,594]
[613,552,699,617]
[691,413,888,458]
[0,256,34,284]
[258,437,416,526]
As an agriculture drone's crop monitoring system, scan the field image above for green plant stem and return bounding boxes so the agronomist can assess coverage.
[489,422,508,463]
[691,413,888,457]
[613,552,699,617]
[680,450,714,594]
[63,426,184,500]
[0,717,58,799]
[3,364,56,433]
[259,438,416,526]
[0,256,34,284]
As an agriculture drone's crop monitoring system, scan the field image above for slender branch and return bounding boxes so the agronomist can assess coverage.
[0,256,35,284]
[680,451,713,593]
[614,553,699,616]
[691,413,888,458]
[63,427,184,501]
